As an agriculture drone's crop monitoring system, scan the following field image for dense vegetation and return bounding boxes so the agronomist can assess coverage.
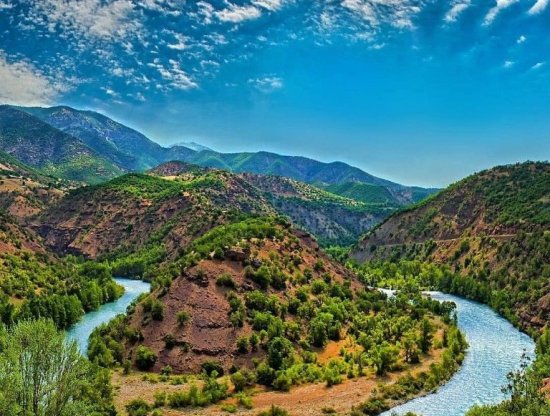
[351,229,550,335]
[0,319,116,415]
[0,213,123,328]
[86,216,466,415]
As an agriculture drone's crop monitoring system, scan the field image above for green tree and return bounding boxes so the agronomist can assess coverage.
[0,319,114,416]
[267,337,294,371]
[419,317,434,353]
[135,345,157,370]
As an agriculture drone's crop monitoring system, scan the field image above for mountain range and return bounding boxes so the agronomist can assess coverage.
[1,105,436,205]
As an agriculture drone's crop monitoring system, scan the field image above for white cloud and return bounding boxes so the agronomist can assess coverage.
[342,0,423,29]
[0,1,13,10]
[528,0,548,14]
[483,0,518,25]
[531,62,545,70]
[0,53,68,105]
[248,76,283,93]
[216,3,262,23]
[503,60,514,68]
[188,1,215,24]
[517,35,527,43]
[148,59,198,90]
[251,0,285,11]
[26,0,141,42]
[444,0,471,22]
[167,33,189,50]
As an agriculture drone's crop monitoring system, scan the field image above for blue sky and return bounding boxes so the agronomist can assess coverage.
[0,0,549,187]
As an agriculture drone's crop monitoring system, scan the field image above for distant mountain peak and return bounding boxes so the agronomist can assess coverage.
[171,141,212,152]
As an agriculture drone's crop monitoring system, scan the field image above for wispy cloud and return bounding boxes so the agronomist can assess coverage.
[483,0,518,25]
[167,33,189,50]
[252,0,286,11]
[531,62,545,70]
[0,53,69,105]
[528,0,549,14]
[248,76,284,93]
[216,3,262,23]
[342,0,425,29]
[25,0,141,42]
[444,0,471,22]
[517,35,527,44]
[148,59,198,90]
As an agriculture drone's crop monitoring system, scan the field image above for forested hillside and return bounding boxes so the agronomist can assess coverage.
[351,162,550,331]
[0,106,122,183]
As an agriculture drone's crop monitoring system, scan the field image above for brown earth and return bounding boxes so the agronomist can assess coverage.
[125,229,358,374]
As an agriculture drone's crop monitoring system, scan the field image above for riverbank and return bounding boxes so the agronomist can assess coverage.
[111,328,449,416]
[380,293,535,416]
[67,278,151,353]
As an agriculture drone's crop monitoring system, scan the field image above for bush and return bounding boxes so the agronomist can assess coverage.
[257,405,289,416]
[267,337,294,370]
[237,336,249,353]
[176,310,190,326]
[135,345,157,370]
[216,273,236,288]
[201,360,224,377]
[126,399,151,416]
[231,370,255,392]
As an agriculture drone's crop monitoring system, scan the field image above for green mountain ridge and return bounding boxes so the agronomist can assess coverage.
[0,106,123,183]
[4,105,437,207]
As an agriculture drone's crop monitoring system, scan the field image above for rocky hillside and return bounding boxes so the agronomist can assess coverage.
[146,163,396,246]
[241,173,395,246]
[0,151,66,219]
[0,106,123,183]
[351,162,550,330]
[88,215,462,409]
[36,168,275,260]
[124,219,357,374]
[0,209,121,329]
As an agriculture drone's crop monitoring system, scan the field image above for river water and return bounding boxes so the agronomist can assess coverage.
[66,278,151,354]
[381,292,535,416]
[67,283,534,415]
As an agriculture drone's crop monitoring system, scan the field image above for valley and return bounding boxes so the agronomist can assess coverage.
[0,105,548,416]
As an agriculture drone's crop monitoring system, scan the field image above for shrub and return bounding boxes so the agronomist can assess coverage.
[176,310,190,326]
[201,360,224,377]
[151,300,164,321]
[126,399,151,416]
[216,273,236,288]
[237,336,249,353]
[257,405,289,416]
[135,345,157,370]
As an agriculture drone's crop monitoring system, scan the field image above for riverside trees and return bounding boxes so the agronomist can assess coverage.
[0,319,116,416]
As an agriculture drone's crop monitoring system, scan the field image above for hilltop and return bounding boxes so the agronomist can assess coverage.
[36,168,274,260]
[241,172,395,246]
[89,216,465,415]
